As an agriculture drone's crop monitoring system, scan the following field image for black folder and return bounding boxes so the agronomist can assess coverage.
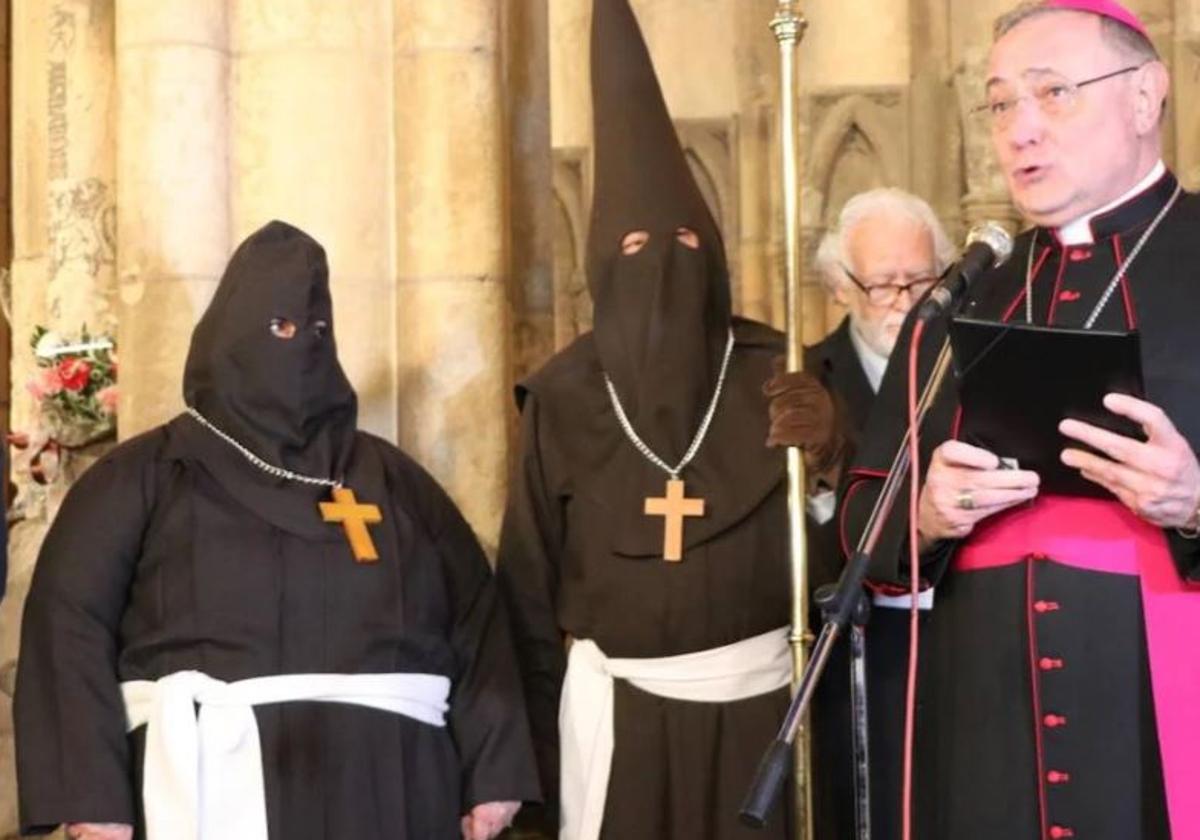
[948,317,1146,498]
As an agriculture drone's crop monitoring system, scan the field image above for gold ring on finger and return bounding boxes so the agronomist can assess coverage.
[957,489,976,511]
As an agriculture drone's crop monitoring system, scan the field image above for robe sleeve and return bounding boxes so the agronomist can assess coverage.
[495,393,567,830]
[397,452,542,813]
[837,308,960,590]
[14,439,159,834]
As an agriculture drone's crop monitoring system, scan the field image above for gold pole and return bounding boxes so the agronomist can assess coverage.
[770,3,814,839]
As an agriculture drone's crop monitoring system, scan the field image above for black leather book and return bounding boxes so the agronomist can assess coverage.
[948,317,1145,499]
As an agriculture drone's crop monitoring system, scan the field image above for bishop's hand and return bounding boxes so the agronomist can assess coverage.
[461,801,521,840]
[65,824,132,840]
[917,440,1041,549]
[1060,393,1200,530]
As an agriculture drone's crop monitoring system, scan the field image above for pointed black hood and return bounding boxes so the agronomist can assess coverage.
[587,0,733,463]
[183,220,358,482]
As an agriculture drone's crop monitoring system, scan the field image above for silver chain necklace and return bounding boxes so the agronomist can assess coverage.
[603,328,735,480]
[1024,183,1181,327]
[186,406,342,489]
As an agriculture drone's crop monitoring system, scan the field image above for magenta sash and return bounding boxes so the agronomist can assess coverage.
[955,495,1200,837]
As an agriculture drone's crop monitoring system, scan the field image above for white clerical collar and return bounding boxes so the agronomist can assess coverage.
[848,322,889,393]
[1055,160,1166,246]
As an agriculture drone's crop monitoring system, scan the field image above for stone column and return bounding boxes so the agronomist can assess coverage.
[45,0,117,334]
[230,0,395,439]
[734,0,780,326]
[504,0,556,383]
[115,0,230,438]
[393,2,512,552]
[951,1,1021,232]
[1176,2,1200,187]
[9,1,52,443]
[909,0,965,243]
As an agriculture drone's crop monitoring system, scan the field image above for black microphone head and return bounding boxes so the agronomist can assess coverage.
[965,221,1014,268]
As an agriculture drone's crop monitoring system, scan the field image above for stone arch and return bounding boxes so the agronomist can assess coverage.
[552,148,591,345]
[807,94,900,225]
[676,118,740,306]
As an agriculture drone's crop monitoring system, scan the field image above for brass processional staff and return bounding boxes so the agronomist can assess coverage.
[770,3,814,839]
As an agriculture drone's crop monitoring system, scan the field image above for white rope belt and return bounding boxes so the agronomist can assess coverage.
[559,626,792,840]
[121,670,451,840]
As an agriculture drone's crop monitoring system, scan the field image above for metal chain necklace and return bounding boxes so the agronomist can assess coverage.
[603,328,735,562]
[186,406,389,564]
[1024,183,1182,327]
[602,328,735,480]
[186,406,341,488]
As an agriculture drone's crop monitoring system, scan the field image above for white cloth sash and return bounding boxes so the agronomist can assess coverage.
[121,670,450,840]
[559,626,792,840]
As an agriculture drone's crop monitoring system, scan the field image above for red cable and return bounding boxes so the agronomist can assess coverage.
[902,318,927,840]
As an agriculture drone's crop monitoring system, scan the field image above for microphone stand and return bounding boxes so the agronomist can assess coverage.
[740,330,956,831]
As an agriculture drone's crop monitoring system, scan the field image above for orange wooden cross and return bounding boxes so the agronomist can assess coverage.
[319,486,383,563]
[644,478,705,562]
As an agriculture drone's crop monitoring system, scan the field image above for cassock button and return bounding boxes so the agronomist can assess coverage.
[1034,600,1061,613]
[1068,247,1092,261]
[1039,657,1064,671]
[1047,770,1071,784]
[1049,826,1075,838]
[1044,713,1068,728]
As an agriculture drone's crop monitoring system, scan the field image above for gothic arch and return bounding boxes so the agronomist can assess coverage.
[807,93,901,223]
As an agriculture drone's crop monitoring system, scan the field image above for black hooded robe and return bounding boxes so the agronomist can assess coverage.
[14,221,539,839]
[839,173,1200,839]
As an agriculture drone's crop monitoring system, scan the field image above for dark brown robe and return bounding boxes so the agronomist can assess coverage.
[498,318,793,840]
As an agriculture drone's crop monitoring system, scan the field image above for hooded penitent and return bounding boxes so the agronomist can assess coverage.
[588,0,732,465]
[184,220,357,476]
[179,220,361,537]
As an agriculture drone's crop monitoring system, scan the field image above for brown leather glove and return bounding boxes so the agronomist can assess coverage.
[763,357,847,485]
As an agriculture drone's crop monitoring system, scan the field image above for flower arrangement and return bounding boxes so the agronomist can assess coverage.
[26,326,118,447]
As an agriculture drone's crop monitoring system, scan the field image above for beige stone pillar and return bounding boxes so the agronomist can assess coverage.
[800,0,910,88]
[115,0,230,438]
[909,0,965,244]
[549,0,591,152]
[230,1,395,439]
[10,1,53,441]
[634,0,738,119]
[45,0,117,334]
[1175,2,1200,187]
[394,2,512,552]
[735,0,783,327]
[951,1,1022,232]
[504,0,556,383]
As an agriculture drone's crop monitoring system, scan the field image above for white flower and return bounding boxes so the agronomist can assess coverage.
[34,330,64,359]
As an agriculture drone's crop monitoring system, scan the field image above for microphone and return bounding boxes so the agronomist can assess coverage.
[916,221,1014,321]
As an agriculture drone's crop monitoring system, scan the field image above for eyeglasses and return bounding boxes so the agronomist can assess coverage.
[841,265,938,308]
[972,65,1143,129]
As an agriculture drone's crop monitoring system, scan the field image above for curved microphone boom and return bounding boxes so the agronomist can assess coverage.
[916,221,1014,321]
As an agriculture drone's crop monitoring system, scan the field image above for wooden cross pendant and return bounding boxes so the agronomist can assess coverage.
[644,478,706,562]
[319,486,383,563]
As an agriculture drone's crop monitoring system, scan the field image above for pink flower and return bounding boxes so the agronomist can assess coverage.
[26,367,64,401]
[97,385,120,415]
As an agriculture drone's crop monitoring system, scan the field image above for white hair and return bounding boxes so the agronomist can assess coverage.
[818,188,956,294]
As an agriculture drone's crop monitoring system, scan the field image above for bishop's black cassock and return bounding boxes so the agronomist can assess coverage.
[496,2,793,838]
[841,170,1200,839]
[14,221,539,839]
